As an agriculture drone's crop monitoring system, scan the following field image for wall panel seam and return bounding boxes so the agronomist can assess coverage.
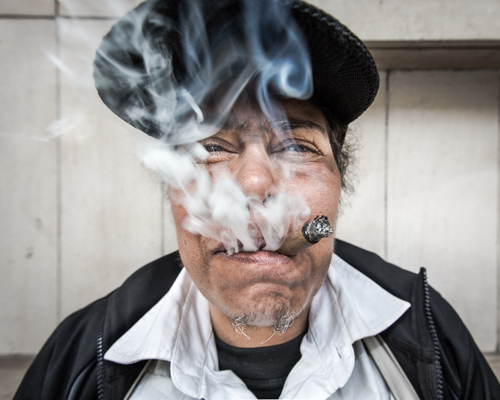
[384,71,391,260]
[161,184,166,256]
[497,70,500,353]
[55,16,62,323]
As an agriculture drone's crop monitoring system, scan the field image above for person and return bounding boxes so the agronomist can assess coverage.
[14,0,500,399]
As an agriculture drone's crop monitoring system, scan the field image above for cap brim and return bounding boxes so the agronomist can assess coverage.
[93,0,379,139]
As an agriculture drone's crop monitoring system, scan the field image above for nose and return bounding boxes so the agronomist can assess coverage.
[231,144,278,201]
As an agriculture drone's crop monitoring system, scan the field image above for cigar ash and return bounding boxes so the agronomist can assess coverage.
[276,216,333,256]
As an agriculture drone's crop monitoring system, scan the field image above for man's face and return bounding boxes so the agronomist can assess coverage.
[171,97,341,328]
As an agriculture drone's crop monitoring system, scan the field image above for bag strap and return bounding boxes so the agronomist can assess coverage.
[363,335,420,400]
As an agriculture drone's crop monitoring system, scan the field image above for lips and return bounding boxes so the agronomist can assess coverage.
[208,234,306,287]
[219,250,293,264]
[210,233,296,268]
[212,236,267,255]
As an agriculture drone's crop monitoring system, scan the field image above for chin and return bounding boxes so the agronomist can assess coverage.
[227,295,305,331]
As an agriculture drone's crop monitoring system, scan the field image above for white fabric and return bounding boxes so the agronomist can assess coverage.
[105,254,410,399]
[363,335,420,400]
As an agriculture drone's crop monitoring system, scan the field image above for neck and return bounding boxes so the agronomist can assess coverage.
[209,304,309,348]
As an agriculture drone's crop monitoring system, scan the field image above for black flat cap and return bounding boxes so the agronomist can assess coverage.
[94,0,379,142]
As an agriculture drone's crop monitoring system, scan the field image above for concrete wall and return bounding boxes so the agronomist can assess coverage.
[337,70,499,351]
[316,0,500,41]
[1,0,499,355]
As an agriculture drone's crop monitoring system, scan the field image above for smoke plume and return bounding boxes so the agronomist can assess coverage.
[95,0,315,254]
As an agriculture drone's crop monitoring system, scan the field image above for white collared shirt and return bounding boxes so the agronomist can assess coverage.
[105,254,410,399]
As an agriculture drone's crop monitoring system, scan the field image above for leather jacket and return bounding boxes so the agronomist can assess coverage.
[14,240,500,399]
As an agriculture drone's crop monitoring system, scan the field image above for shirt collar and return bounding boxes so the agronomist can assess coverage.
[105,253,410,398]
[280,254,410,398]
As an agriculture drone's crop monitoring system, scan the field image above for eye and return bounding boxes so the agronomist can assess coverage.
[204,144,225,152]
[199,138,237,163]
[272,139,321,161]
[282,143,309,153]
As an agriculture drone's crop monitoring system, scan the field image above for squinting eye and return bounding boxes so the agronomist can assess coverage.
[205,144,225,152]
[274,140,318,155]
[283,144,307,152]
[271,139,322,163]
[198,139,238,164]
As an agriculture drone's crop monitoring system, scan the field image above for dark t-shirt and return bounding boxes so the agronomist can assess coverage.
[215,333,305,399]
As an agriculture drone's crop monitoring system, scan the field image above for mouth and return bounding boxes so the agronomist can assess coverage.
[219,250,293,265]
[212,236,266,255]
[212,240,294,265]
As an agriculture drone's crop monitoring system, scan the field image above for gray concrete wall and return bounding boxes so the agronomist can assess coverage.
[1,0,499,356]
[337,70,500,351]
[316,0,500,41]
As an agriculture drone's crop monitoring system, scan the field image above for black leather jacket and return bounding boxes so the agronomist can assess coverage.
[14,240,500,399]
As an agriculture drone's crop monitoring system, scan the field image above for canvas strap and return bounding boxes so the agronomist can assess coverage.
[123,359,152,400]
[363,335,420,400]
[125,336,420,400]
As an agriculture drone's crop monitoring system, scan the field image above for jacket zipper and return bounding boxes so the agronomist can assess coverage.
[97,323,105,400]
[91,266,446,400]
[422,268,444,400]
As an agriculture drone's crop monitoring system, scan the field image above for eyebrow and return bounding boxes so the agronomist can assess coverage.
[272,118,328,137]
[218,113,251,134]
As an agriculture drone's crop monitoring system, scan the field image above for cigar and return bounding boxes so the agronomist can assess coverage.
[276,215,334,256]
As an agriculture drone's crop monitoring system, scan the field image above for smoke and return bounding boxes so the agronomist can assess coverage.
[141,140,311,254]
[95,0,315,253]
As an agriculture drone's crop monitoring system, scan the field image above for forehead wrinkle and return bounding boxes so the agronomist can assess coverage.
[215,110,327,147]
[218,109,276,143]
[258,118,275,135]
[274,118,328,138]
[219,112,251,134]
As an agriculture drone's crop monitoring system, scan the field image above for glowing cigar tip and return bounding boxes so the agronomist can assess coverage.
[276,215,334,256]
[302,215,334,244]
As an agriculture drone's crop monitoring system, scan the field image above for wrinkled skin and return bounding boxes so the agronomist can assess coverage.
[171,98,341,347]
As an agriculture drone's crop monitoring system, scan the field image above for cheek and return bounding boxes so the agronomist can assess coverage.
[170,197,188,243]
[170,200,203,271]
[286,163,341,218]
[289,164,340,272]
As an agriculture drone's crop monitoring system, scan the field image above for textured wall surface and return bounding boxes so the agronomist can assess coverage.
[314,0,500,41]
[1,0,499,356]
[337,71,500,351]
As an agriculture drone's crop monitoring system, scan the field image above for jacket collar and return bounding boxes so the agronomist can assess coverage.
[96,242,443,400]
[104,254,409,398]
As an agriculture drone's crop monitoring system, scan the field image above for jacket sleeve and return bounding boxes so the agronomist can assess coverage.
[13,296,108,400]
[429,285,500,399]
[336,240,500,399]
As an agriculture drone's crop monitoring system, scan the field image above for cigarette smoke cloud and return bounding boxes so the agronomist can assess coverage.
[93,0,315,254]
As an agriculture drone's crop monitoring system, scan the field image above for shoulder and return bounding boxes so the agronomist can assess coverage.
[14,293,110,399]
[335,239,500,398]
[57,250,183,351]
[103,251,183,347]
[60,250,183,358]
[14,251,183,399]
[334,239,417,301]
